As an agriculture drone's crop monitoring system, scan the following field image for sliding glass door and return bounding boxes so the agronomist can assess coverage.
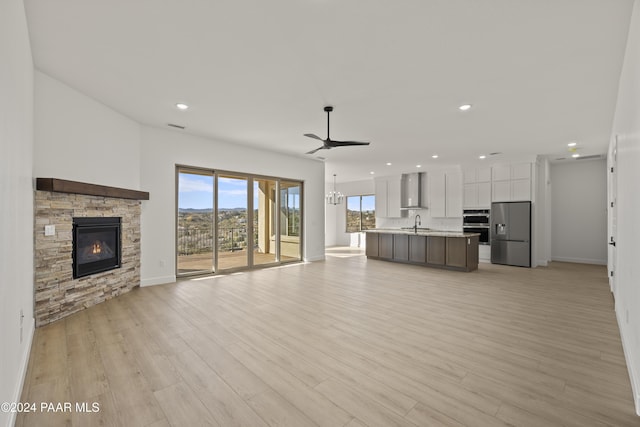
[176,166,302,277]
[253,178,278,266]
[280,180,302,262]
[177,170,214,275]
[217,175,249,271]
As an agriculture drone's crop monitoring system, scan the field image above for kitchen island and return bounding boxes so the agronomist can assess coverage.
[365,229,480,272]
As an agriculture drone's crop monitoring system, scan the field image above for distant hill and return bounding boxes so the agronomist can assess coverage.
[178,208,212,213]
[179,208,246,213]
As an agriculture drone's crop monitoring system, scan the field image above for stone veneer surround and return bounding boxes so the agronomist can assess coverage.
[34,190,141,326]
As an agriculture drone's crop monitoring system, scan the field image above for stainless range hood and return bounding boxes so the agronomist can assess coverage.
[400,172,428,209]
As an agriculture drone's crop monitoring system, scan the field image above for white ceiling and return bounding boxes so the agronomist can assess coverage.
[24,0,634,182]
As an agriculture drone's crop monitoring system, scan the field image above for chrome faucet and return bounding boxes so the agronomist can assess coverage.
[414,214,421,234]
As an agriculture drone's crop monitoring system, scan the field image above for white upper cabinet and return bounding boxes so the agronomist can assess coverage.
[511,163,531,180]
[375,176,404,218]
[446,171,462,217]
[478,182,491,206]
[477,167,492,183]
[463,167,492,208]
[429,170,462,217]
[491,163,532,202]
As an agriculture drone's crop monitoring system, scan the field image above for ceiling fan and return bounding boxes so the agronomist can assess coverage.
[304,106,370,154]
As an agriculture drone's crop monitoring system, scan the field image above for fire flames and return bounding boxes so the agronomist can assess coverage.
[92,241,102,254]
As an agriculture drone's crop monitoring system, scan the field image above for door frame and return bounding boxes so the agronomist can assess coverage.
[608,135,618,294]
[176,165,304,277]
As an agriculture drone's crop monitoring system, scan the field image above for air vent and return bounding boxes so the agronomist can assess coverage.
[576,154,603,160]
[168,123,185,129]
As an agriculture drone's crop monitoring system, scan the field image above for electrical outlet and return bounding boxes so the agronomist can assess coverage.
[159,260,165,268]
[44,224,55,236]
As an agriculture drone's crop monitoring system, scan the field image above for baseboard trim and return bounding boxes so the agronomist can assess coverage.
[8,318,35,427]
[304,255,326,262]
[616,301,640,416]
[550,256,607,265]
[140,275,176,287]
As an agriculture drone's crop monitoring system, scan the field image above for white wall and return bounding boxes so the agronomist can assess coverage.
[550,159,608,265]
[609,0,640,415]
[33,71,142,190]
[139,126,325,285]
[0,1,35,426]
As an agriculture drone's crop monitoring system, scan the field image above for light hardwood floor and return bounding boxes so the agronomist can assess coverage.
[17,251,638,426]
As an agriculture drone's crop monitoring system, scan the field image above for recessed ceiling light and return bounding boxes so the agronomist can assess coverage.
[432,154,439,159]
[479,155,486,159]
[459,104,472,111]
[176,103,189,110]
[370,171,375,175]
[386,162,392,166]
[572,153,580,158]
[416,165,422,168]
[567,142,577,147]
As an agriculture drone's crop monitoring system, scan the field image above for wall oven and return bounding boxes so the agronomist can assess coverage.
[463,209,490,245]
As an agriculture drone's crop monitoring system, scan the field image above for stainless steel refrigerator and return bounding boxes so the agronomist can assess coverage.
[491,201,531,267]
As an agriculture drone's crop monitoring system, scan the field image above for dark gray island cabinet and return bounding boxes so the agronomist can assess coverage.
[365,230,479,272]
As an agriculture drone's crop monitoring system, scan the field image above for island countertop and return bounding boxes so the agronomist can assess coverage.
[365,228,481,238]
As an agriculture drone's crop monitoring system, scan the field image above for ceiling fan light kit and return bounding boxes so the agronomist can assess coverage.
[304,106,370,154]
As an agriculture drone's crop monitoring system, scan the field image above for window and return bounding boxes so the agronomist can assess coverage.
[346,195,375,232]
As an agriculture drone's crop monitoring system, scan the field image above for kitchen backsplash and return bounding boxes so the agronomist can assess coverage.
[376,209,463,231]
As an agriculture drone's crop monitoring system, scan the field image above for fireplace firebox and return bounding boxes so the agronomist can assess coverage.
[72,217,121,278]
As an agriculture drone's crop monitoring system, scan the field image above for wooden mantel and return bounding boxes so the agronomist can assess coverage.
[36,178,149,200]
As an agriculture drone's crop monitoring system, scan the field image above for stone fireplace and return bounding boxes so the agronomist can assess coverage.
[34,178,149,327]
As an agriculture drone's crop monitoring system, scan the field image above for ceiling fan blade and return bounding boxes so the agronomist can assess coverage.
[306,146,326,154]
[304,133,324,141]
[332,141,370,147]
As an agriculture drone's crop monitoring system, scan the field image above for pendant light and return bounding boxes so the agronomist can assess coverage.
[326,174,344,205]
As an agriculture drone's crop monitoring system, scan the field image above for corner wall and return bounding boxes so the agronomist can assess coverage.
[609,0,640,415]
[0,1,35,426]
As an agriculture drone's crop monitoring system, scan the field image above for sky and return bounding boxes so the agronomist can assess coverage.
[179,173,302,210]
[347,195,375,211]
[179,173,248,209]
